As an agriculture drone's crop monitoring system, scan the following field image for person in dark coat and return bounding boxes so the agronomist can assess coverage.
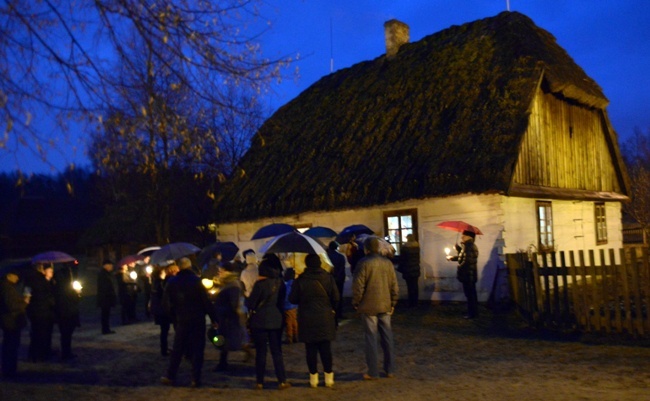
[136,260,153,318]
[96,260,117,334]
[26,263,56,362]
[447,230,479,319]
[117,263,139,324]
[53,265,81,360]
[1,270,28,378]
[245,257,290,390]
[212,261,250,371]
[326,241,347,322]
[398,234,421,308]
[150,264,176,356]
[161,257,218,388]
[289,253,340,388]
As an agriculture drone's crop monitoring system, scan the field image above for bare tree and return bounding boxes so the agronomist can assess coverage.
[1,0,291,171]
[621,128,650,242]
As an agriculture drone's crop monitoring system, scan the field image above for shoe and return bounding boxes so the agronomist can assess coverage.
[278,382,291,390]
[254,383,264,390]
[309,373,319,388]
[363,374,377,380]
[324,372,334,388]
[160,376,174,386]
[102,330,116,335]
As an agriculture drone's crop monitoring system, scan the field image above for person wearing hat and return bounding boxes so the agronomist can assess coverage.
[161,257,219,388]
[1,270,28,378]
[446,230,479,319]
[97,260,117,335]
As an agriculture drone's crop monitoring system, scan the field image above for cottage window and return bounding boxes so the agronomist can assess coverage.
[595,202,607,245]
[536,201,554,252]
[384,209,418,255]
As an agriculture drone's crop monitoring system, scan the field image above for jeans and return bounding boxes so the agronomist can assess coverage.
[361,313,395,377]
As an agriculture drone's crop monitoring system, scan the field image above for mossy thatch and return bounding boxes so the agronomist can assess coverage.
[216,12,608,223]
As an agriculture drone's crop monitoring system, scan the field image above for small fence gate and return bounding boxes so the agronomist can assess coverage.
[506,247,650,337]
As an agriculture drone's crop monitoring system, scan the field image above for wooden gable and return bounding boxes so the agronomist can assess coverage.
[508,77,628,201]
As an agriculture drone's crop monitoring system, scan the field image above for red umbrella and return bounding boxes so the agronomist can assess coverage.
[436,221,483,235]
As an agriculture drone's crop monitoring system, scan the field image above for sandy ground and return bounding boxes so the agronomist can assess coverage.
[1,264,650,401]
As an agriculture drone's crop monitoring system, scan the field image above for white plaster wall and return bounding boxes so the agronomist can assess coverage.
[215,195,623,303]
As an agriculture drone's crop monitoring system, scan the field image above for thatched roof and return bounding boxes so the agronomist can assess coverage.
[216,11,609,223]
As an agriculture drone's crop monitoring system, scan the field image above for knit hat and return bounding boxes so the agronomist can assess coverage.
[462,230,476,239]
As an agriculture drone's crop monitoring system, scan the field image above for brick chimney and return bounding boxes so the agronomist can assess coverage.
[384,19,410,59]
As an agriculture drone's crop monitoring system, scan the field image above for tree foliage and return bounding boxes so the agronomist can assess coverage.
[1,0,291,170]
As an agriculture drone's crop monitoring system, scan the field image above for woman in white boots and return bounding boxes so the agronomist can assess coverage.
[289,253,340,388]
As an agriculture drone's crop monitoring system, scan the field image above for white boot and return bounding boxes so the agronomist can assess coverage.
[324,371,334,388]
[309,373,319,388]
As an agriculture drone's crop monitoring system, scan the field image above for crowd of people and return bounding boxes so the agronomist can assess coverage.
[1,232,480,388]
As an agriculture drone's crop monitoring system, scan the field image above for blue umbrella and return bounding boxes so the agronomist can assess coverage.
[336,224,374,243]
[304,226,338,239]
[251,223,297,240]
[31,251,76,264]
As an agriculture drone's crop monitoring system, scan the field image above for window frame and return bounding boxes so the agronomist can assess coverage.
[536,201,554,253]
[594,202,608,245]
[383,208,418,255]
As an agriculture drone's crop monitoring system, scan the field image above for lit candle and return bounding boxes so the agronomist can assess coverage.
[129,271,138,280]
[444,247,451,256]
[72,280,83,292]
[145,265,153,275]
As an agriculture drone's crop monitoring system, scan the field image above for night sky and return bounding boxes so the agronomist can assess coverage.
[2,1,648,174]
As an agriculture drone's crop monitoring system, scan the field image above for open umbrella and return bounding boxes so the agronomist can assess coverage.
[198,241,240,267]
[150,242,201,265]
[336,224,374,243]
[304,226,338,239]
[436,221,483,235]
[137,246,161,256]
[259,232,328,255]
[118,254,145,268]
[31,251,76,264]
[251,223,297,240]
[356,234,396,258]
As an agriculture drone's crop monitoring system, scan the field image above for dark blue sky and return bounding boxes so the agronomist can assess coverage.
[2,1,648,174]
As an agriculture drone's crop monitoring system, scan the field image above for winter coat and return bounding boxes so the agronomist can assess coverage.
[352,253,399,315]
[0,278,27,331]
[162,269,218,325]
[96,268,117,308]
[53,267,80,324]
[150,275,170,324]
[454,239,479,284]
[398,241,421,279]
[26,273,56,322]
[327,249,347,285]
[245,277,285,330]
[289,266,339,343]
[214,273,246,350]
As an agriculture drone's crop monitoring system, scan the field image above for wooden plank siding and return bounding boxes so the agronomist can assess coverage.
[513,88,621,192]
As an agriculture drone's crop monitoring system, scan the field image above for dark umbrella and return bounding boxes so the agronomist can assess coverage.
[259,232,328,255]
[304,226,338,239]
[198,241,240,267]
[251,223,297,240]
[336,224,374,243]
[150,242,201,265]
[31,251,76,264]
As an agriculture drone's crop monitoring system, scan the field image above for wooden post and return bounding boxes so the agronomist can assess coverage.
[569,251,584,329]
[630,249,644,337]
[559,251,571,327]
[622,249,633,334]
[588,250,601,332]
[532,253,544,328]
[643,247,650,334]
[599,249,611,333]
[613,248,623,333]
[578,250,592,332]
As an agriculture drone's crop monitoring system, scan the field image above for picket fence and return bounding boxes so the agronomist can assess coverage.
[505,247,650,337]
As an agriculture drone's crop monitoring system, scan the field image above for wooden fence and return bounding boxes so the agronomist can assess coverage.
[506,247,650,337]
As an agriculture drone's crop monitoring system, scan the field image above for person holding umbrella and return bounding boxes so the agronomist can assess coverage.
[446,230,479,319]
[53,264,81,360]
[1,269,29,378]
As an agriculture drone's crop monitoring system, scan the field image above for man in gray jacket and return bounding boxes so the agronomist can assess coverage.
[352,236,399,380]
